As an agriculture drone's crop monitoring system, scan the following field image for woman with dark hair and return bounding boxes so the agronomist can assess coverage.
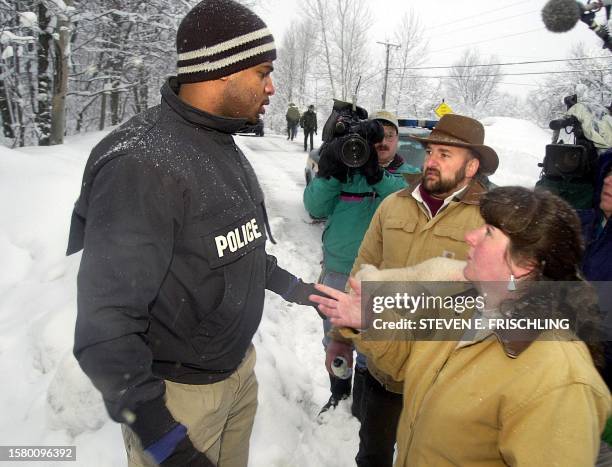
[311,186,611,467]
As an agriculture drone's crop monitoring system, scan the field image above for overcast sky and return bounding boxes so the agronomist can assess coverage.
[256,0,611,98]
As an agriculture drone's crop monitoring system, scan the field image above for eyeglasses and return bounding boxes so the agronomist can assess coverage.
[383,131,397,140]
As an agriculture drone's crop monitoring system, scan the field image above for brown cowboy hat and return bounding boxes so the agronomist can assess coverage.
[408,114,499,176]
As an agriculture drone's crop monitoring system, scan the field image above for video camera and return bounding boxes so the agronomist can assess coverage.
[541,0,611,51]
[536,113,600,209]
[321,99,385,168]
[542,115,598,180]
[540,144,591,179]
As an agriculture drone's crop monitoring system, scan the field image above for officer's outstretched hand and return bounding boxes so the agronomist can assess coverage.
[284,279,332,319]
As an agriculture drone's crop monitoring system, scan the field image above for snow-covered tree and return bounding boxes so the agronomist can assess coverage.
[445,48,502,117]
[48,0,76,145]
[387,9,429,116]
[527,43,612,127]
[67,0,192,133]
[304,0,374,102]
[0,1,38,146]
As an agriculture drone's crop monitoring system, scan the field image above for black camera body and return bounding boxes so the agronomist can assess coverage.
[536,115,600,209]
[321,99,384,168]
[541,144,590,179]
[541,115,598,181]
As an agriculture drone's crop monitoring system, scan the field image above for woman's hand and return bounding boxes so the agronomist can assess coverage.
[309,277,364,329]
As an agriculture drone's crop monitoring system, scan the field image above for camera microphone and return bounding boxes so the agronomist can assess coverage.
[542,0,612,50]
[542,0,583,32]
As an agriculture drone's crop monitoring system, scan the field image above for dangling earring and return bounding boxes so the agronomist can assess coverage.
[507,274,516,291]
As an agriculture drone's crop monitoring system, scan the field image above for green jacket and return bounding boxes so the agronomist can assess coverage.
[303,155,418,275]
[286,106,300,124]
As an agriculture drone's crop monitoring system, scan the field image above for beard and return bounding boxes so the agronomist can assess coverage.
[422,162,468,196]
[222,80,264,123]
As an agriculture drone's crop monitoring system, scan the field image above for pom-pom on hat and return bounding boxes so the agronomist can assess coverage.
[177,0,276,83]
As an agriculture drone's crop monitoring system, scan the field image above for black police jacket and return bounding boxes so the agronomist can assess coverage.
[67,78,296,446]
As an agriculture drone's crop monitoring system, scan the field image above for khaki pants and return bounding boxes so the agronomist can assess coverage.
[122,345,258,467]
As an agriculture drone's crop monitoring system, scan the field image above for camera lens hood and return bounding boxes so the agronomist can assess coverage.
[340,135,370,167]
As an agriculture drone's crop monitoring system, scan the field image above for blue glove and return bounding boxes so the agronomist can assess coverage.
[145,424,215,467]
[266,266,329,319]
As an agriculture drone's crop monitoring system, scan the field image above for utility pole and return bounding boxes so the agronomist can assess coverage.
[377,40,400,109]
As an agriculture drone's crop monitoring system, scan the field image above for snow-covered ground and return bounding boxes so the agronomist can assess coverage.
[0,118,549,466]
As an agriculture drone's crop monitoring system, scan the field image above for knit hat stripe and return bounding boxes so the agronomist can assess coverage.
[178,27,272,61]
[178,35,273,68]
[178,42,275,75]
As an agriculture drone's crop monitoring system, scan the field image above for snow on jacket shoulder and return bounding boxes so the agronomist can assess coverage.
[566,103,609,149]
[601,115,612,148]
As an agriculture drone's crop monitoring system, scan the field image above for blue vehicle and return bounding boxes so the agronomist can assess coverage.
[396,119,438,172]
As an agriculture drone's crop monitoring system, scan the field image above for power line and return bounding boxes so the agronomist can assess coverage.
[428,0,532,31]
[426,9,539,38]
[389,69,612,79]
[429,27,545,54]
[500,82,541,87]
[388,55,612,71]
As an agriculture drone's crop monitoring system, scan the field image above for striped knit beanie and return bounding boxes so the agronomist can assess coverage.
[176,0,276,83]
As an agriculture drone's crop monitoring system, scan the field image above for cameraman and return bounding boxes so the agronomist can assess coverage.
[303,110,418,416]
[541,93,612,209]
[550,92,611,152]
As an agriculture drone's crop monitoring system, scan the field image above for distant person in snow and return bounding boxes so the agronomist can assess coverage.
[66,1,329,466]
[301,104,318,151]
[286,102,300,140]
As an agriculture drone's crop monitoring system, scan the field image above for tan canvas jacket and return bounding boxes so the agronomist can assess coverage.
[341,324,610,467]
[347,179,486,392]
